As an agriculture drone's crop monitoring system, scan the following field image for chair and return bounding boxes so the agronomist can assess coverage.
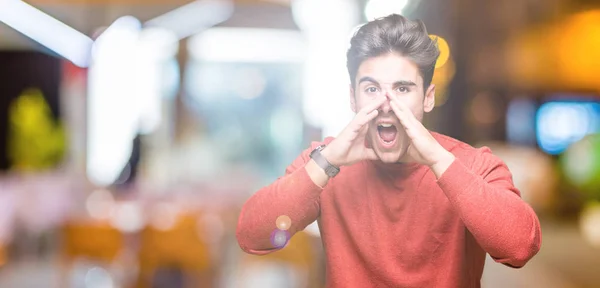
[135,211,213,288]
[237,231,322,288]
[59,220,126,287]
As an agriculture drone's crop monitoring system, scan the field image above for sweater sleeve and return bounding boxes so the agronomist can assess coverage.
[236,139,331,255]
[436,147,542,268]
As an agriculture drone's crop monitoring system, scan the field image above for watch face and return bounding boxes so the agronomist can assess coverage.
[325,168,335,177]
[325,165,339,177]
[310,144,339,177]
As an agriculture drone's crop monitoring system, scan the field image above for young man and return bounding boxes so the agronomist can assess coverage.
[236,14,541,287]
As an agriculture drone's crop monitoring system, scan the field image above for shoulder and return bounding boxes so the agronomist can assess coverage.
[431,131,506,173]
[431,131,478,156]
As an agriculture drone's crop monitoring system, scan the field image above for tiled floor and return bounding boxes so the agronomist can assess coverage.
[482,220,600,288]
[0,220,598,288]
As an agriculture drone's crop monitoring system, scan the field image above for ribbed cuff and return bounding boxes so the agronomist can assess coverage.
[436,158,479,203]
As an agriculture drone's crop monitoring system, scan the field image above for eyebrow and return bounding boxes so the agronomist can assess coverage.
[358,77,417,87]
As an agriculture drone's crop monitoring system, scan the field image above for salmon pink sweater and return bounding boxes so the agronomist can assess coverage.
[237,132,541,287]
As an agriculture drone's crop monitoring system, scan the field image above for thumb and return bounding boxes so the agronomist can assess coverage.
[356,123,369,140]
[402,144,418,163]
[365,148,379,161]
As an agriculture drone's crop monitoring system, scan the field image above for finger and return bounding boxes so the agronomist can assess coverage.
[356,123,369,140]
[358,96,387,116]
[386,96,414,120]
[352,97,385,132]
[389,101,422,139]
[365,148,379,161]
[342,111,376,142]
[399,144,417,163]
[389,100,412,129]
[391,99,425,128]
[344,97,385,137]
[353,109,379,132]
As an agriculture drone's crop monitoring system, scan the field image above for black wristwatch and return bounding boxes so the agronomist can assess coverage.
[309,145,340,178]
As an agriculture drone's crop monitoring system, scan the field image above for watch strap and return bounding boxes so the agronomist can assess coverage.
[310,145,340,178]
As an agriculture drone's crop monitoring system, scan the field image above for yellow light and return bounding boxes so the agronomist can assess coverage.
[0,244,5,267]
[432,56,455,107]
[430,34,450,68]
[506,9,600,91]
[554,10,600,90]
[580,201,600,248]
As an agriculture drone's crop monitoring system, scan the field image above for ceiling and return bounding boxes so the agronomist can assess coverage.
[0,0,303,50]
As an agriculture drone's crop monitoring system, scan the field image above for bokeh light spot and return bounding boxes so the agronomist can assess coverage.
[561,134,600,197]
[276,215,292,231]
[470,91,501,125]
[86,189,115,220]
[580,201,600,248]
[270,229,290,249]
[429,34,450,68]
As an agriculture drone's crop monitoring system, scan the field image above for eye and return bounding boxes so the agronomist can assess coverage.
[396,86,410,93]
[365,87,379,93]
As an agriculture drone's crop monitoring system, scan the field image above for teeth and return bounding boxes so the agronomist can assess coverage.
[378,123,393,128]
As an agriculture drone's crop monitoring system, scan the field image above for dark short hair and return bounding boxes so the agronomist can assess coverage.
[347,14,440,91]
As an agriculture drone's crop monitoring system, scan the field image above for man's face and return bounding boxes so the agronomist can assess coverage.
[350,53,435,163]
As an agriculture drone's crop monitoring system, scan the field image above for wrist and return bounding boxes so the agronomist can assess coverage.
[320,146,342,167]
[430,150,455,168]
[429,150,455,179]
[305,159,330,188]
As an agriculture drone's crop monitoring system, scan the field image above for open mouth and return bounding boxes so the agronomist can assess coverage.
[377,123,398,147]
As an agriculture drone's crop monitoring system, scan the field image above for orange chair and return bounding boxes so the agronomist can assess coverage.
[238,231,322,288]
[135,213,213,288]
[61,221,124,262]
[0,242,6,268]
[59,220,126,287]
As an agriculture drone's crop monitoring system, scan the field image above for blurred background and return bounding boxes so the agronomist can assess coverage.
[0,0,600,287]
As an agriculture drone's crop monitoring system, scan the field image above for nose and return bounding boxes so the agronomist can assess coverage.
[378,91,392,114]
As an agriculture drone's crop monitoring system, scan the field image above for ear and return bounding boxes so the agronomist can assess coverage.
[349,84,358,113]
[423,84,436,113]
